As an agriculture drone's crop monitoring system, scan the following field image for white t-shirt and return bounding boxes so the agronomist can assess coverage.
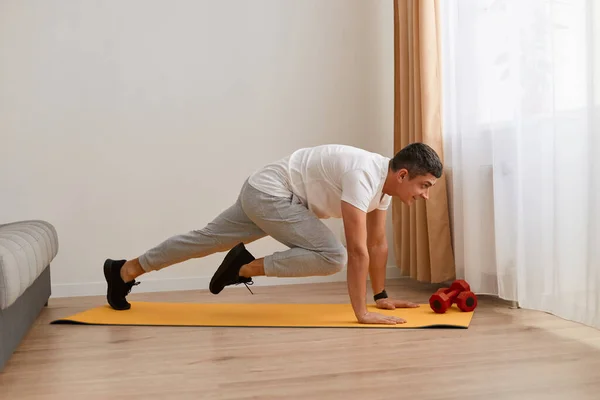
[247,144,392,219]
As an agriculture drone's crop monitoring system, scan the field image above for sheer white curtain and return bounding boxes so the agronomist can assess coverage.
[441,0,600,329]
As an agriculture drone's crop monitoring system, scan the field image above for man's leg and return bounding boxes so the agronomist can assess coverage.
[137,197,266,274]
[104,189,266,310]
[209,182,347,293]
[244,190,347,278]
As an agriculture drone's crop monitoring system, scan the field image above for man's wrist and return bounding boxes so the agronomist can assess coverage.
[374,289,388,301]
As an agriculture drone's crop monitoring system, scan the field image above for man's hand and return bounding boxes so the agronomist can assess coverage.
[357,311,406,325]
[375,298,420,310]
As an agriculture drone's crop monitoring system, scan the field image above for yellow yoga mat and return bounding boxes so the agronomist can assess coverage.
[51,302,474,328]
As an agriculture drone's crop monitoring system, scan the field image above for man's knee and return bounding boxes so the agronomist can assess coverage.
[320,245,347,274]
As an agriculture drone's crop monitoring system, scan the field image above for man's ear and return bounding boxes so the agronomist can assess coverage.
[398,168,409,182]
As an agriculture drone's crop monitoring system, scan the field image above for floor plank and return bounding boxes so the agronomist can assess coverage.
[2,278,600,399]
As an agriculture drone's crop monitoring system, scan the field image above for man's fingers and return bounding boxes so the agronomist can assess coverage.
[394,300,419,308]
[365,313,407,325]
[386,317,401,324]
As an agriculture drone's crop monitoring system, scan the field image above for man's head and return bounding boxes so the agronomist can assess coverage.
[384,142,443,206]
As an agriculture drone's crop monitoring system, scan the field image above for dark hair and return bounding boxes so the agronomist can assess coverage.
[390,142,443,179]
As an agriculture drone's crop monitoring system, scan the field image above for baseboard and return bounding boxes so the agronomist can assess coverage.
[50,265,404,298]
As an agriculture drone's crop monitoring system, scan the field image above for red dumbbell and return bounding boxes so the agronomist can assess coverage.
[429,279,478,314]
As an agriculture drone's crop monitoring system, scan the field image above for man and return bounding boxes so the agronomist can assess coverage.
[103,142,442,325]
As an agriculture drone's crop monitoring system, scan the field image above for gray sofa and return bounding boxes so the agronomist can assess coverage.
[0,220,58,372]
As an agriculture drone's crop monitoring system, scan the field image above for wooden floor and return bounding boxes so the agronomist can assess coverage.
[2,278,600,400]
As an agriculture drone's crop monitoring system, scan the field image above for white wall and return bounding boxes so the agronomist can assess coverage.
[0,0,395,297]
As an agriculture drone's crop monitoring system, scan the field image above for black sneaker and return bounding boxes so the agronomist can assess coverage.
[209,242,256,295]
[103,259,140,310]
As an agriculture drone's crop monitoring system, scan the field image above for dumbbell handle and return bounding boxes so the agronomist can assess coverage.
[436,288,463,302]
[445,289,462,302]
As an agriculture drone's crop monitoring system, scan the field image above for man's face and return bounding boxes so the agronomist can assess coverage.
[395,170,437,206]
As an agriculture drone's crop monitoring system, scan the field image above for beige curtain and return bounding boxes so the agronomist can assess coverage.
[392,0,455,283]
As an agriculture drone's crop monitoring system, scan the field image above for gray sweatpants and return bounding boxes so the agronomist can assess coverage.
[138,179,347,277]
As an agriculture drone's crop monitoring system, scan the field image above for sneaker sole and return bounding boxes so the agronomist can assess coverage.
[104,259,131,310]
[209,243,244,294]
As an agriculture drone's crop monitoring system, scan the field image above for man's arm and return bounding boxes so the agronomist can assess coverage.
[341,201,405,325]
[341,201,370,320]
[366,209,388,295]
[366,209,420,311]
